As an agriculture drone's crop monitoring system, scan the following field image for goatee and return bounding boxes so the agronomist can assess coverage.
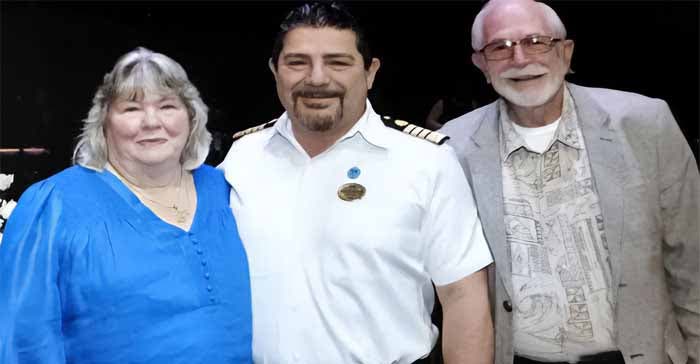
[292,86,345,132]
[293,102,344,132]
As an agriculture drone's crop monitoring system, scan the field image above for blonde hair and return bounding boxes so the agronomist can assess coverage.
[73,47,211,171]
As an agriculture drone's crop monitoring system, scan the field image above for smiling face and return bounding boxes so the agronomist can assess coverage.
[271,26,380,137]
[472,1,573,109]
[105,90,190,172]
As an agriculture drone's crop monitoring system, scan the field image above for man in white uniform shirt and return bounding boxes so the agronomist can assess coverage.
[219,2,494,364]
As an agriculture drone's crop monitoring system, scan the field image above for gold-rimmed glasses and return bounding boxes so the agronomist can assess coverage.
[479,35,562,61]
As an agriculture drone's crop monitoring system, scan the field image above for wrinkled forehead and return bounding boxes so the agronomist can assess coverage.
[483,2,550,43]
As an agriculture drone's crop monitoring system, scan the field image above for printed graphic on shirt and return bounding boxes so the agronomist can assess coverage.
[499,90,616,361]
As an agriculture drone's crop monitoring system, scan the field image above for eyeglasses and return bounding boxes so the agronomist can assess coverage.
[479,35,562,61]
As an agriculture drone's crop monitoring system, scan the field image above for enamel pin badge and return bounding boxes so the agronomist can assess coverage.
[347,166,361,179]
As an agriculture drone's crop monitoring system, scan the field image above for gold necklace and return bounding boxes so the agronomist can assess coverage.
[132,180,191,224]
[108,163,192,224]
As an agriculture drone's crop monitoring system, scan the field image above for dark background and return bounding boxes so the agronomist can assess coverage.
[1,1,698,197]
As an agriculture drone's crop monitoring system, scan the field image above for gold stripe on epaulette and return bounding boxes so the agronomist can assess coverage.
[232,119,277,142]
[381,116,449,145]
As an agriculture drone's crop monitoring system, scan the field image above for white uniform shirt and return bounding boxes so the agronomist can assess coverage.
[219,101,493,364]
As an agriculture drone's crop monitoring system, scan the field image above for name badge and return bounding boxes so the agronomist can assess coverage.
[337,183,366,202]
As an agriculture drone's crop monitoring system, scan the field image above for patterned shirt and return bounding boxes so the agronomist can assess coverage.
[500,88,617,362]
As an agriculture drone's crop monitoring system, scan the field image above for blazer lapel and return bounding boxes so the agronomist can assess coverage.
[568,84,626,297]
[466,104,514,299]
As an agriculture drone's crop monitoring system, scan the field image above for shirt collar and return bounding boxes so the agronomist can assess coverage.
[499,84,583,160]
[271,99,389,154]
[350,100,390,149]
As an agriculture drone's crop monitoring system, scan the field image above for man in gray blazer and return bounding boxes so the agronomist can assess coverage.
[440,1,699,363]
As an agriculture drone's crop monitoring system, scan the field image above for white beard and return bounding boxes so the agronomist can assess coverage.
[491,63,565,107]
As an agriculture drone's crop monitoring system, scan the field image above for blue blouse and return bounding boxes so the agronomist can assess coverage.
[0,165,252,364]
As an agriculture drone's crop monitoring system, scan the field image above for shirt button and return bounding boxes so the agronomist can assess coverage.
[196,249,203,255]
[201,260,207,266]
[204,272,211,279]
[207,285,213,292]
[191,239,199,245]
[503,300,513,312]
[209,297,216,303]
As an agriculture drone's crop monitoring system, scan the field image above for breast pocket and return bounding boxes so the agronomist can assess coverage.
[319,195,425,281]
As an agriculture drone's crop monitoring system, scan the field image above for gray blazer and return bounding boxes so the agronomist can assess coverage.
[440,83,699,364]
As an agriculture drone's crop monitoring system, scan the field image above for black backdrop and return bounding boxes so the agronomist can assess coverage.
[1,1,698,196]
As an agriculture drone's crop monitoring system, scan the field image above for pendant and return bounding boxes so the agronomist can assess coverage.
[173,206,188,223]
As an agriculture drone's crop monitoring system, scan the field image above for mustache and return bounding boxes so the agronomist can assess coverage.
[500,64,549,78]
[292,87,344,99]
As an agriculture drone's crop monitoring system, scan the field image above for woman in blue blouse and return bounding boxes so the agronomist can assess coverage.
[0,47,252,363]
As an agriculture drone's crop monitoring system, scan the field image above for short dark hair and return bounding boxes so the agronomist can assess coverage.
[271,2,372,70]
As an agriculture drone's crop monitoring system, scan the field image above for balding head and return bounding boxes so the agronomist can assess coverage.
[471,0,567,51]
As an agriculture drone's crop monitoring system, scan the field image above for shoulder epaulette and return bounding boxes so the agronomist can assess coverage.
[381,116,449,145]
[232,119,277,142]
